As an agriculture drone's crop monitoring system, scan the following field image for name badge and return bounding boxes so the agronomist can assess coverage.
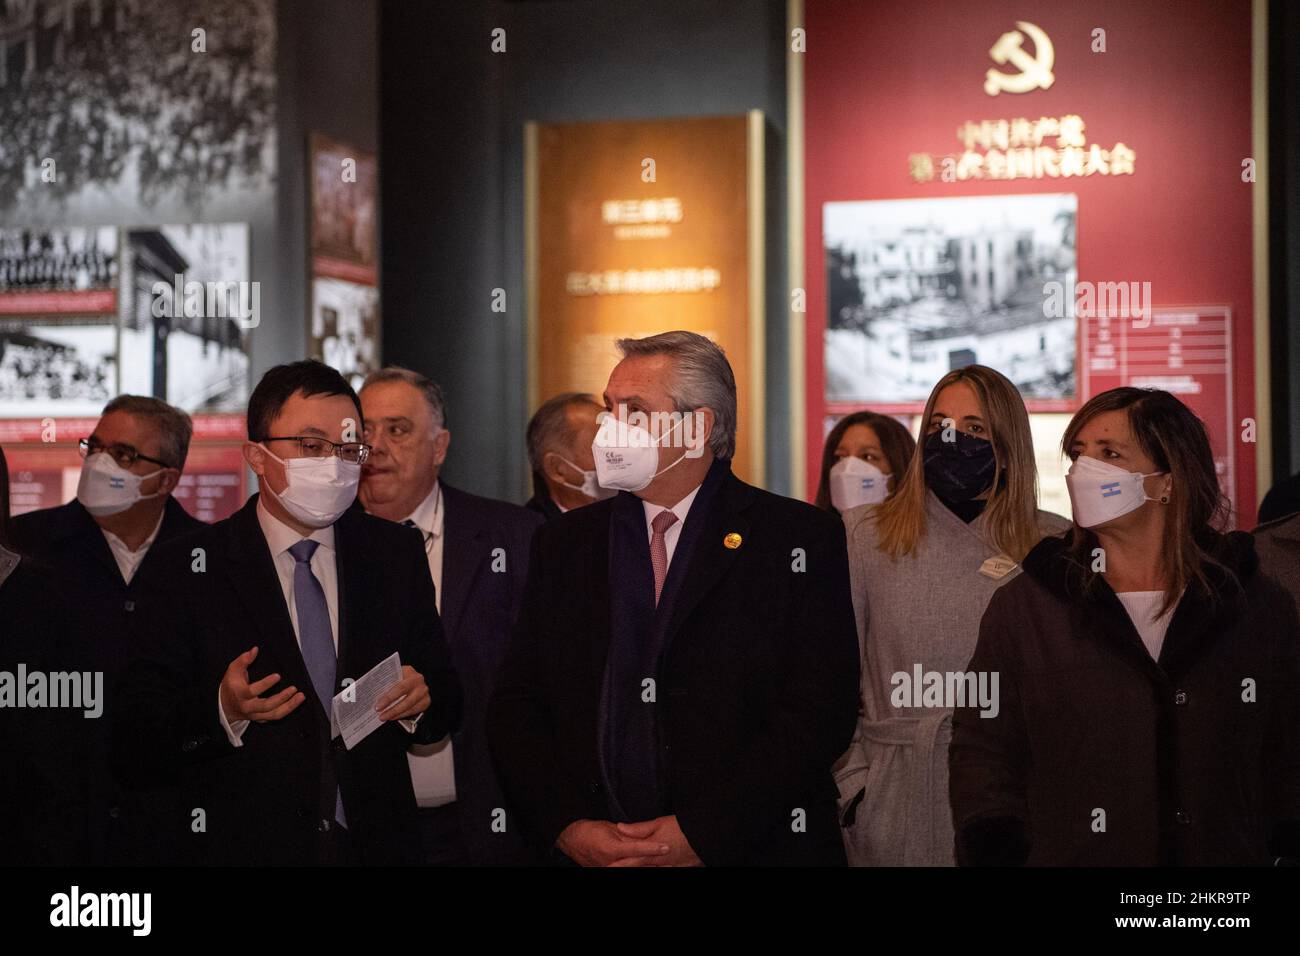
[978,554,1019,580]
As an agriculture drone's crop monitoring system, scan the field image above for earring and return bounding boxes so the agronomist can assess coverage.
[1159,494,1170,504]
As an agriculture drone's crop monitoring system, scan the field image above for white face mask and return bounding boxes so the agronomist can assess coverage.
[260,444,361,528]
[1065,454,1166,528]
[591,413,690,493]
[828,456,889,511]
[76,452,164,516]
[554,454,616,502]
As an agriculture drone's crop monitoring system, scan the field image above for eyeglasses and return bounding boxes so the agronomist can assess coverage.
[79,437,174,470]
[263,436,372,464]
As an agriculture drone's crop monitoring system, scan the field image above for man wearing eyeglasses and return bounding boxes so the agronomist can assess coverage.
[113,360,462,866]
[9,394,204,865]
[358,366,542,866]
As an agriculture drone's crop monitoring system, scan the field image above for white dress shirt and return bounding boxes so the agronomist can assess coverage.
[641,482,703,573]
[404,481,445,614]
[220,497,417,746]
[101,510,164,585]
[401,481,457,808]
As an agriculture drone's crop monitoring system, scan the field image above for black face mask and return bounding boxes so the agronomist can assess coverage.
[923,430,998,503]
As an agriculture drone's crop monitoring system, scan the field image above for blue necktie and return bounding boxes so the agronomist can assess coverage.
[288,539,346,827]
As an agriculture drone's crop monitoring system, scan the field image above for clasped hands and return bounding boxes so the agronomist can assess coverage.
[556,816,702,867]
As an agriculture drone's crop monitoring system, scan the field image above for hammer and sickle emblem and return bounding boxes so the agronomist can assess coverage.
[984,20,1054,96]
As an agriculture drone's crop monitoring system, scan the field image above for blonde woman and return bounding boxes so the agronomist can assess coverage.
[834,365,1070,866]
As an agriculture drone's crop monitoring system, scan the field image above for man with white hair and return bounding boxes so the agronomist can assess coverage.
[359,366,542,865]
[488,331,860,866]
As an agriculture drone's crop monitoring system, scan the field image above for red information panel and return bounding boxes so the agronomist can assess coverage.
[3,447,72,514]
[1082,306,1236,509]
[166,444,248,523]
[0,289,116,315]
[804,0,1258,525]
[2,414,248,522]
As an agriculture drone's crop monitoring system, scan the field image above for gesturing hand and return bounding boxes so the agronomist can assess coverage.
[611,816,702,867]
[376,665,429,721]
[555,819,672,867]
[219,646,305,724]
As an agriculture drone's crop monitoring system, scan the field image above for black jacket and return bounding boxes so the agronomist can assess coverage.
[523,486,564,523]
[950,530,1300,866]
[8,497,204,864]
[112,494,462,865]
[0,549,69,865]
[1259,471,1300,525]
[1254,512,1300,614]
[436,483,542,864]
[487,466,860,866]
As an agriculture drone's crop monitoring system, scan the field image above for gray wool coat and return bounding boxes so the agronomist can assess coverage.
[835,491,1070,866]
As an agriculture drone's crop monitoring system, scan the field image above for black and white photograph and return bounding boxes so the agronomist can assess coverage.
[311,276,379,391]
[0,0,277,222]
[120,223,252,413]
[0,226,117,294]
[0,318,116,416]
[825,193,1078,405]
[0,226,119,416]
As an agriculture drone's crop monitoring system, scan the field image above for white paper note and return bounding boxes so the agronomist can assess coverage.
[332,652,403,751]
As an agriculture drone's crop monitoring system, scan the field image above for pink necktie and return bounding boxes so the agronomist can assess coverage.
[650,509,679,606]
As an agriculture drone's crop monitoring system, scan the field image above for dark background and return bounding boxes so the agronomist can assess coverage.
[380,0,789,500]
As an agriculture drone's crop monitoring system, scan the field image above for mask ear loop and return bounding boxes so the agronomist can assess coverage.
[132,464,169,502]
[552,452,591,493]
[649,443,690,482]
[647,414,698,482]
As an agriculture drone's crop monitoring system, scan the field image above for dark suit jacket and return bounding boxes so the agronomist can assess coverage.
[487,465,860,866]
[1255,512,1300,612]
[112,494,462,866]
[9,496,204,864]
[437,483,543,864]
[0,549,69,865]
[524,486,564,523]
[1259,471,1300,524]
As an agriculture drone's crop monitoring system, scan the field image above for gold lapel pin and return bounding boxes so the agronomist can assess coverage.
[724,532,743,550]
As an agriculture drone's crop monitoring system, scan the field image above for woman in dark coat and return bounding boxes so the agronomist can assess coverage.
[950,387,1300,866]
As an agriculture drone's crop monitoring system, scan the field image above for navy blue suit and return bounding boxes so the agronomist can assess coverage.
[488,462,860,865]
[437,483,543,864]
